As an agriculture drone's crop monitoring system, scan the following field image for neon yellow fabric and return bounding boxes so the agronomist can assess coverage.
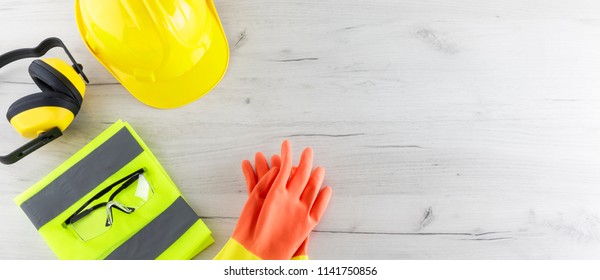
[14,120,213,259]
[157,220,214,260]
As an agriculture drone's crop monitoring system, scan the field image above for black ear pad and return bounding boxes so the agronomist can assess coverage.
[6,92,80,121]
[28,60,83,107]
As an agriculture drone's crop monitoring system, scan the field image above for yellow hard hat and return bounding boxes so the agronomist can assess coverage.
[75,0,229,108]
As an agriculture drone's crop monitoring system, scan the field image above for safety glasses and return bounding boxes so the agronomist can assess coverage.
[65,168,154,241]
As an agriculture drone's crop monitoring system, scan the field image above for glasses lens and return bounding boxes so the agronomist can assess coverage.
[114,173,154,209]
[69,173,154,241]
[69,207,111,241]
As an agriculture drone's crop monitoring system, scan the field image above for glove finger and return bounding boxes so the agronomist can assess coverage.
[309,186,332,223]
[233,168,279,240]
[255,152,269,179]
[271,140,293,193]
[271,154,281,169]
[272,154,300,185]
[242,160,258,194]
[253,167,280,199]
[289,147,313,197]
[300,167,325,206]
[289,166,298,183]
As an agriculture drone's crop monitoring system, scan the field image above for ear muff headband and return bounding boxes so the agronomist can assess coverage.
[0,37,89,83]
[0,37,89,165]
[0,128,62,165]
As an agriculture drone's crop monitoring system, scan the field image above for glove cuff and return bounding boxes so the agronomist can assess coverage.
[213,238,262,260]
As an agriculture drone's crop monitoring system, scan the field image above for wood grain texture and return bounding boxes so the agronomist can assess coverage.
[1,0,600,259]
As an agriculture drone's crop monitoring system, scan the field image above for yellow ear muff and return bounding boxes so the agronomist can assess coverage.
[6,92,80,139]
[10,107,75,139]
[0,37,89,164]
[38,58,86,100]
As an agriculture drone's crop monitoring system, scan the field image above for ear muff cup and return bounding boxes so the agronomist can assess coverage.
[7,92,80,121]
[28,59,85,107]
[6,92,80,139]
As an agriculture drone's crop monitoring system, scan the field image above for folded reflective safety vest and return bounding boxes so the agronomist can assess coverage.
[14,120,213,259]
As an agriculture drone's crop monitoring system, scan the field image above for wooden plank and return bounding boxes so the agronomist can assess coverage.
[1,0,600,259]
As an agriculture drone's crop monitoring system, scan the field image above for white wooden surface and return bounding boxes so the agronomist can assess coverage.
[1,0,600,259]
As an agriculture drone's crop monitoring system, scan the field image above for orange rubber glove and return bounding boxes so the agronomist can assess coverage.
[242,152,316,260]
[214,140,332,260]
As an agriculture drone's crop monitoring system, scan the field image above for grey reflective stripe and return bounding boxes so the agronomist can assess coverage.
[105,196,199,260]
[20,127,143,229]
